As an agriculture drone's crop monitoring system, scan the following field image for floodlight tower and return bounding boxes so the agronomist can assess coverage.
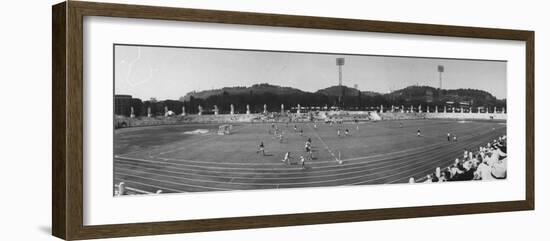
[337,58,345,86]
[437,65,444,89]
[336,58,345,108]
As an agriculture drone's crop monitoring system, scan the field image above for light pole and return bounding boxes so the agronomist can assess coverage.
[437,65,444,89]
[336,58,345,108]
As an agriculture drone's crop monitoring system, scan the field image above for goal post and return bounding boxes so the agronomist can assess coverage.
[218,124,231,135]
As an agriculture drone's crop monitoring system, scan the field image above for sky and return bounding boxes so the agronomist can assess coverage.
[114,45,507,100]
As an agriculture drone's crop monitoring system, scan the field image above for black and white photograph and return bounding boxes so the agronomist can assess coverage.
[113,44,508,195]
[1,0,544,240]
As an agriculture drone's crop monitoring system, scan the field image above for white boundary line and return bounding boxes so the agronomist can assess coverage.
[116,172,235,191]
[306,123,338,162]
[115,139,487,187]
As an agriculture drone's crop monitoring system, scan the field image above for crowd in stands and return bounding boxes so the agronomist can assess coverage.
[424,112,506,120]
[116,110,384,128]
[323,111,373,122]
[411,135,507,183]
[379,112,425,120]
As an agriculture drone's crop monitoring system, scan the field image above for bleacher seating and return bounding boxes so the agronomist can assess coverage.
[411,135,507,183]
[116,110,506,129]
[379,112,425,120]
[425,112,506,120]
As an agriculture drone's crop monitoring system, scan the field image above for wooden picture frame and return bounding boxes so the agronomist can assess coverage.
[52,1,534,240]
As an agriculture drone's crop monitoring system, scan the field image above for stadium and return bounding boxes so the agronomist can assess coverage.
[114,108,507,195]
[113,47,508,196]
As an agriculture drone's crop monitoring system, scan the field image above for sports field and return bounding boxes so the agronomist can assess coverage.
[114,119,506,194]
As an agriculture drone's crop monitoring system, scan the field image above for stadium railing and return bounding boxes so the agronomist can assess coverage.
[114,182,162,196]
[411,136,507,183]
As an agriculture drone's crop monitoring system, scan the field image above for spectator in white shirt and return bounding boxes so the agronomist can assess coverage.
[475,160,494,181]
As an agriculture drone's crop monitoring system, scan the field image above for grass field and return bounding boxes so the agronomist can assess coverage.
[114,119,506,194]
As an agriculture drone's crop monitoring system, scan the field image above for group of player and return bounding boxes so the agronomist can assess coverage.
[409,124,458,142]
[263,120,459,168]
[447,132,458,142]
[278,121,358,167]
[293,124,305,136]
[287,121,358,167]
[281,138,314,169]
[337,128,352,137]
[267,123,285,143]
[260,120,462,170]
[259,122,322,169]
[416,129,459,142]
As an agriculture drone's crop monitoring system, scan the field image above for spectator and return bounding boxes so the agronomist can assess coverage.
[491,158,507,179]
[424,174,433,183]
[474,159,494,181]
[431,173,439,183]
[411,135,507,184]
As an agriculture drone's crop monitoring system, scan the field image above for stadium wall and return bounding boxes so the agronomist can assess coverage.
[425,113,507,120]
[379,112,425,120]
[115,111,382,128]
[114,111,506,128]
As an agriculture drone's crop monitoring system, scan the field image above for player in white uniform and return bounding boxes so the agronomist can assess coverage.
[282,152,291,165]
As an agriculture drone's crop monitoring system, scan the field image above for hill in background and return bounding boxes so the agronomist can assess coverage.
[120,82,506,116]
[180,83,305,102]
[316,85,381,97]
[386,85,504,107]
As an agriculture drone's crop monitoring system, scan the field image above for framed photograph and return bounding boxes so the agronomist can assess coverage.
[52,1,534,240]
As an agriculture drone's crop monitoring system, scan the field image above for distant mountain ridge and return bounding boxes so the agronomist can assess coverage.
[182,83,384,101]
[387,85,503,106]
[182,83,502,102]
[180,83,305,101]
[316,85,381,97]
